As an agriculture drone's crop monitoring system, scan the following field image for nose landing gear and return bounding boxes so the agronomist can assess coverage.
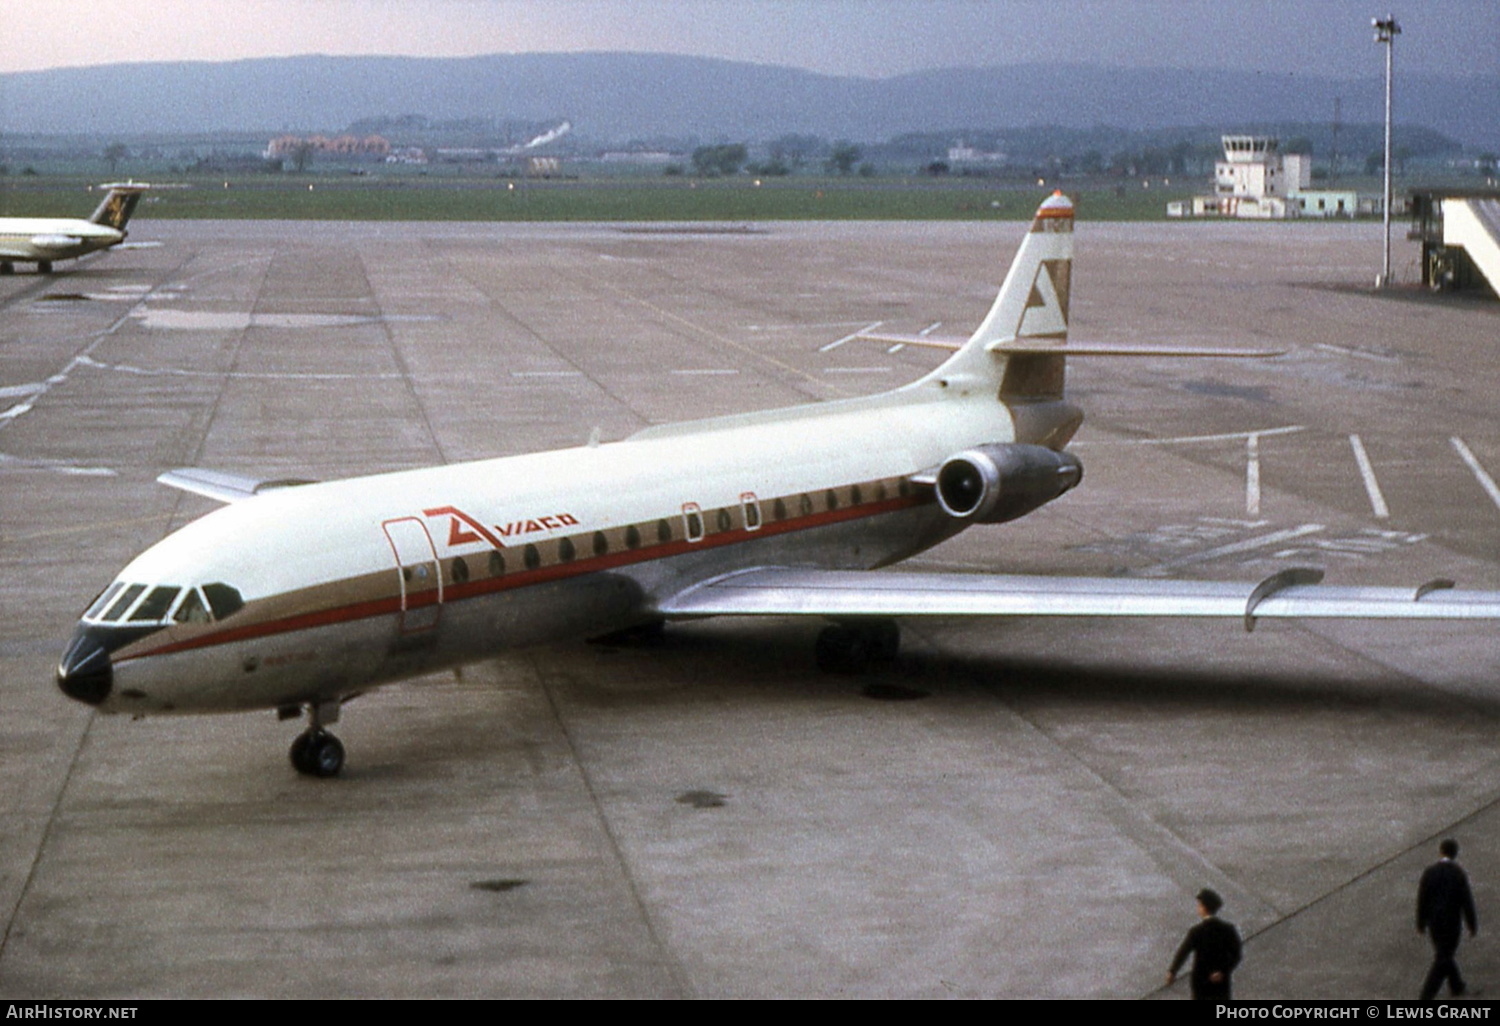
[290,729,345,777]
[287,701,346,777]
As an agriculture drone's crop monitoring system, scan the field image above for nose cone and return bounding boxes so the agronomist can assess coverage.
[57,627,113,705]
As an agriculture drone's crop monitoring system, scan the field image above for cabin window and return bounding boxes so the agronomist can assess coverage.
[452,557,470,584]
[558,537,576,563]
[625,525,642,550]
[799,494,814,517]
[825,489,840,511]
[656,519,672,544]
[84,582,125,620]
[489,550,505,577]
[875,480,888,502]
[130,585,181,623]
[716,508,732,533]
[173,588,211,624]
[850,484,863,505]
[773,498,787,521]
[202,583,244,620]
[593,531,609,557]
[102,583,147,622]
[523,544,541,571]
[898,478,911,497]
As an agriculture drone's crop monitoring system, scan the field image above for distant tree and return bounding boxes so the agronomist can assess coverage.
[825,142,862,176]
[746,159,790,177]
[1365,151,1384,175]
[1168,141,1194,175]
[291,141,316,173]
[1285,136,1315,156]
[1478,153,1498,176]
[103,142,128,175]
[857,162,876,178]
[691,144,747,177]
[925,161,950,176]
[767,134,825,169]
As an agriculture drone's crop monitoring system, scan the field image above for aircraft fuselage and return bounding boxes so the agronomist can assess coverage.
[61,386,1038,718]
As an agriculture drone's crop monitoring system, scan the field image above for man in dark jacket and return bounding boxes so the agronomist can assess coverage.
[1168,888,1243,1000]
[1417,838,1478,1000]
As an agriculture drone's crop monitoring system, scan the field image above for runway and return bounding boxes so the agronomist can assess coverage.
[2,216,1499,999]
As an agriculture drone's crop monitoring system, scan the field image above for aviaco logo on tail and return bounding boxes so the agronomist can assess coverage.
[422,506,578,549]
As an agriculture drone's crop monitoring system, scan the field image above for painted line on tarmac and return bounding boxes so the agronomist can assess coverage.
[820,321,884,352]
[1349,434,1390,519]
[1451,437,1500,511]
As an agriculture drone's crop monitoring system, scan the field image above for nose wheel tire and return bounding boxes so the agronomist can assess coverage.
[290,729,345,777]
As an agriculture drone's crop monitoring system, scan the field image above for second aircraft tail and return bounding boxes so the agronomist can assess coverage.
[88,183,150,231]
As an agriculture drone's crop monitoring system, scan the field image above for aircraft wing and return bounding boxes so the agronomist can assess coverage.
[655,567,1500,632]
[157,468,317,503]
[853,330,1284,358]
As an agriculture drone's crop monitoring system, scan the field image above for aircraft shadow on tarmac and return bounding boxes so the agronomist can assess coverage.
[569,619,1500,722]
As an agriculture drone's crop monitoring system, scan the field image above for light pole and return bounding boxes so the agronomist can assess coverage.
[1373,15,1401,288]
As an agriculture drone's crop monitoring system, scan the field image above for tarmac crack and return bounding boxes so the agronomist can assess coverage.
[525,652,695,998]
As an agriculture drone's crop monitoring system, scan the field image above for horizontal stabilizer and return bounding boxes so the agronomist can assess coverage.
[853,330,1283,358]
[158,468,317,504]
[656,567,1500,632]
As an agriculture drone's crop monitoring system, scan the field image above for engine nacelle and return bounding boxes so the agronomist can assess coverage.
[934,443,1083,524]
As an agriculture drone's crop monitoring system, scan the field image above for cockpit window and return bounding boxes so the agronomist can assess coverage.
[84,582,125,620]
[172,588,211,624]
[202,583,244,620]
[101,583,147,622]
[130,586,181,622]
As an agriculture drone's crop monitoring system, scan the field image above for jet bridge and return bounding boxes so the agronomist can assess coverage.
[1410,190,1500,297]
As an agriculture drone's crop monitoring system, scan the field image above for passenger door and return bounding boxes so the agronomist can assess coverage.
[382,517,443,633]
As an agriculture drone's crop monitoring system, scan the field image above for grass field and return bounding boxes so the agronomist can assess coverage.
[0,173,1211,222]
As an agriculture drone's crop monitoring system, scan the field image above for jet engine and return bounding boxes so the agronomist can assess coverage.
[934,443,1083,524]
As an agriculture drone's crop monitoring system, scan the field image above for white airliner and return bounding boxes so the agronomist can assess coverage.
[0,182,150,274]
[56,193,1500,777]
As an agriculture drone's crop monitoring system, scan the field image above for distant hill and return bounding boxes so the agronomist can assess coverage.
[1,53,1495,150]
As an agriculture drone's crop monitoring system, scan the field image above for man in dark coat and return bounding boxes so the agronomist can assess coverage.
[1417,838,1478,1000]
[1168,888,1243,1000]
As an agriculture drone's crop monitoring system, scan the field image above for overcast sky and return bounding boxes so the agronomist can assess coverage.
[4,1,1496,78]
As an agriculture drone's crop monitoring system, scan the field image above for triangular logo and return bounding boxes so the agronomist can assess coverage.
[1017,260,1069,339]
[447,517,483,547]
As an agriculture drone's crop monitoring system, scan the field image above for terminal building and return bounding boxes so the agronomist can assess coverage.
[1168,135,1374,219]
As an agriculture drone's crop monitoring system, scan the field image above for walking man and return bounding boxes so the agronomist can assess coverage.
[1417,838,1478,1000]
[1167,888,1242,1000]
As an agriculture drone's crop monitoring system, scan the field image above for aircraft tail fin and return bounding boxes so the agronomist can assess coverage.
[921,191,1073,403]
[88,183,149,230]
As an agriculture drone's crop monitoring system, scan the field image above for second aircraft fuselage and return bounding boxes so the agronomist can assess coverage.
[0,217,125,262]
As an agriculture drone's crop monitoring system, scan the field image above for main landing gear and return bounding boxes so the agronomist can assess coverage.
[815,619,900,674]
[286,700,346,777]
